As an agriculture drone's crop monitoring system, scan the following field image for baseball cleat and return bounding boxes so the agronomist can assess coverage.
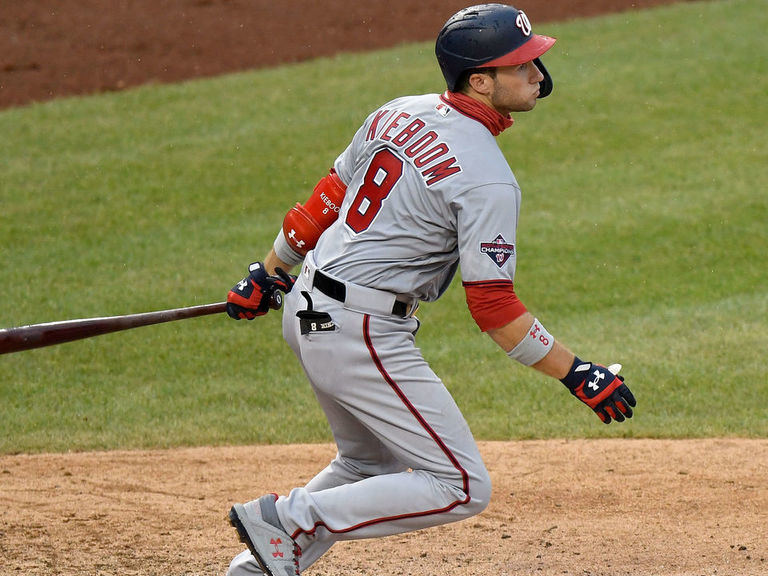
[229,494,301,576]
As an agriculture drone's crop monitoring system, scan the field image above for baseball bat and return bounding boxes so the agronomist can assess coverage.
[0,301,228,355]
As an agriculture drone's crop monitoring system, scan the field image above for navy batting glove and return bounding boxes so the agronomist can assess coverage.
[226,262,284,320]
[273,267,297,294]
[561,357,636,424]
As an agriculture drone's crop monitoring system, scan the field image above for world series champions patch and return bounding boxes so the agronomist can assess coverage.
[480,234,515,267]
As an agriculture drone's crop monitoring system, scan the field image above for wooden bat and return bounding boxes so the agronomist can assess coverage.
[0,302,228,355]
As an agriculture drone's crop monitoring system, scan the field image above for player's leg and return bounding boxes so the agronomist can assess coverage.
[277,302,491,550]
[304,385,410,492]
[291,385,411,569]
[229,285,410,575]
[228,355,411,575]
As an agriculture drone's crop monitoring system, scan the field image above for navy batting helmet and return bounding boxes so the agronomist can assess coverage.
[435,4,556,97]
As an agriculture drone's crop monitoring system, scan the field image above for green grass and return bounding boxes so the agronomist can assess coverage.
[1,0,766,453]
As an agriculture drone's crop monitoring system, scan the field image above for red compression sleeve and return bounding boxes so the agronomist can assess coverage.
[463,280,528,332]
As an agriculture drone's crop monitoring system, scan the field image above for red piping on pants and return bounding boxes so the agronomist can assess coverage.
[291,314,471,540]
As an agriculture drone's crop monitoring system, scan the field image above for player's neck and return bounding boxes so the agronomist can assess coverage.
[441,91,513,136]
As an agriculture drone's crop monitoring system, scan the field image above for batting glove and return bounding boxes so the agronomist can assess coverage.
[273,267,297,294]
[226,262,294,320]
[560,358,636,424]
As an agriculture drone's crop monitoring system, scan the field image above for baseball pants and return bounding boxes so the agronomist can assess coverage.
[227,268,491,575]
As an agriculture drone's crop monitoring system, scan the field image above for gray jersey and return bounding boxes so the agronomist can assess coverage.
[313,93,522,302]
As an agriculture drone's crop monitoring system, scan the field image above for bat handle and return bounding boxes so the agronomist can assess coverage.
[269,292,284,310]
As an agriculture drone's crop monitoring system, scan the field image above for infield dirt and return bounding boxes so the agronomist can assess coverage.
[1,440,766,575]
[2,2,766,575]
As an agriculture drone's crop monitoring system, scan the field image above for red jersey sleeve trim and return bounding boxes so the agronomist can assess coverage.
[463,280,528,332]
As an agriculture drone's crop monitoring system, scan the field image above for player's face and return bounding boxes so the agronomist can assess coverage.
[488,60,545,114]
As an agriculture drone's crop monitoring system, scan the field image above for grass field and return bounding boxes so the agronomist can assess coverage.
[1,0,766,453]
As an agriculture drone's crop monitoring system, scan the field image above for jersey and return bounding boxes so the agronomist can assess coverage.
[312,92,522,304]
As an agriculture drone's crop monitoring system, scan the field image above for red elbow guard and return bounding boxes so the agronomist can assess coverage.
[283,170,346,255]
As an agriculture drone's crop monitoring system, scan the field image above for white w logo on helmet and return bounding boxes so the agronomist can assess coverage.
[515,11,532,36]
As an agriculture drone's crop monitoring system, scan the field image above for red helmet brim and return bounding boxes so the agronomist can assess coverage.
[479,34,556,68]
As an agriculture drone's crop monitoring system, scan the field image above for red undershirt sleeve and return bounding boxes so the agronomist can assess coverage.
[463,280,527,332]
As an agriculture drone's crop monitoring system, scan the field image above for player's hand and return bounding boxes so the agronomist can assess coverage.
[273,267,297,294]
[560,360,636,424]
[226,262,290,320]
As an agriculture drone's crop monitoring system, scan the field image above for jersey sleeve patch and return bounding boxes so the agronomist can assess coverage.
[463,280,527,332]
[480,234,515,268]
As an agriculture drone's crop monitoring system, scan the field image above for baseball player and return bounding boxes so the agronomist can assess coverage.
[224,4,636,575]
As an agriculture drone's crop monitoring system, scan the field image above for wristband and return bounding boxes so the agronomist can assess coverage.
[273,230,305,268]
[506,317,554,365]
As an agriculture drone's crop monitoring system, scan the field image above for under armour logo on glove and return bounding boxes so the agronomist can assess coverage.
[587,369,604,391]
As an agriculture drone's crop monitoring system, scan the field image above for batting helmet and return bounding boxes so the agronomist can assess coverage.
[435,4,556,97]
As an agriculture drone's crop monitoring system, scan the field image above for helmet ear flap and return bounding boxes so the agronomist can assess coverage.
[534,58,553,98]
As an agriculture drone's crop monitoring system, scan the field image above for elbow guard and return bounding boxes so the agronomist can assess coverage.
[282,170,346,256]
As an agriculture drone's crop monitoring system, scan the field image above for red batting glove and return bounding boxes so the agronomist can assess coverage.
[561,358,636,424]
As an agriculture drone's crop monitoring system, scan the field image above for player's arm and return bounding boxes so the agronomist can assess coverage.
[263,249,295,276]
[485,312,574,378]
[465,283,636,424]
[226,169,346,319]
[272,169,347,269]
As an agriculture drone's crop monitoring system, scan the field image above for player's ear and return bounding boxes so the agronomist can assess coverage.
[467,71,493,96]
